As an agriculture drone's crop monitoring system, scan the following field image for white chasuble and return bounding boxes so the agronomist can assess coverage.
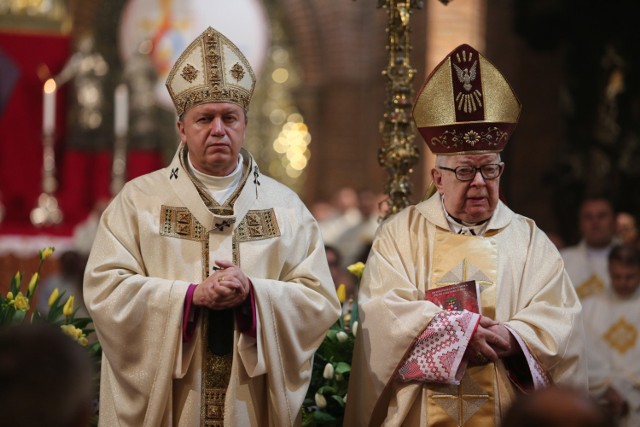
[344,194,587,427]
[583,289,640,427]
[84,145,341,427]
[561,241,613,299]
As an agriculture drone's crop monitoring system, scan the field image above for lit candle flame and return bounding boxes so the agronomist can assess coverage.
[44,78,57,94]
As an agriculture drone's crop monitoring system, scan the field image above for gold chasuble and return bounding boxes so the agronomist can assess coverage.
[344,194,587,427]
[84,145,341,426]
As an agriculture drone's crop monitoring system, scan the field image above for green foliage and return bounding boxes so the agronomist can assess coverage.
[0,247,102,426]
[302,265,362,426]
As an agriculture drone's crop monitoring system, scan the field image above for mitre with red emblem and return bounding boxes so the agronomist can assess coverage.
[413,44,521,155]
[165,26,256,116]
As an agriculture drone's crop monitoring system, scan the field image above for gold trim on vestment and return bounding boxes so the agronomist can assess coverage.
[575,274,605,300]
[426,227,498,426]
[236,209,280,242]
[185,149,250,427]
[427,365,495,427]
[160,206,208,241]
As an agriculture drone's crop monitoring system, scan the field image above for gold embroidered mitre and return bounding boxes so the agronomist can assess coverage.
[166,26,256,116]
[413,44,521,155]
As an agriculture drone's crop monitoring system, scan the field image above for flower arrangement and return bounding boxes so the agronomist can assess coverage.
[1,248,95,343]
[0,247,101,425]
[302,262,364,426]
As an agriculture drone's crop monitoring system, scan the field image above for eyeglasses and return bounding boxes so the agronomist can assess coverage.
[438,163,504,181]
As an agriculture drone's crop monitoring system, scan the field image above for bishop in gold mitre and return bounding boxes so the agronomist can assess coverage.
[84,26,340,426]
[344,44,587,427]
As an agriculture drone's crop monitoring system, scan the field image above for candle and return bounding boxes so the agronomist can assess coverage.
[114,83,129,137]
[42,78,56,135]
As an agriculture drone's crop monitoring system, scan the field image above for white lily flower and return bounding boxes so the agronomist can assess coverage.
[323,363,334,379]
[315,393,327,409]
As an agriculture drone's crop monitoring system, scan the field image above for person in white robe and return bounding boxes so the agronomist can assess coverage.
[583,243,640,427]
[561,196,617,299]
[83,27,341,427]
[344,44,587,427]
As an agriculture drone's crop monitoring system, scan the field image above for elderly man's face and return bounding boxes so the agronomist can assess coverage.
[177,102,247,177]
[432,153,502,224]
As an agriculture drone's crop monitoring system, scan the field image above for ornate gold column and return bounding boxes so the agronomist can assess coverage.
[377,0,423,218]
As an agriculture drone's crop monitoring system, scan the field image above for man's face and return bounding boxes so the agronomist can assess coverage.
[432,153,502,224]
[616,212,638,244]
[177,102,247,177]
[609,261,640,298]
[578,200,615,248]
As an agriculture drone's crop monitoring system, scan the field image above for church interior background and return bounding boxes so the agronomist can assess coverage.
[1,0,640,286]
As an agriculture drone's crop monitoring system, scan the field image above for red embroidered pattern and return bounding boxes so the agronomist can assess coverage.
[398,310,480,384]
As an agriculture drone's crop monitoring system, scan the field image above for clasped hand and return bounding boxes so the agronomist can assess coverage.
[465,316,518,365]
[192,260,250,310]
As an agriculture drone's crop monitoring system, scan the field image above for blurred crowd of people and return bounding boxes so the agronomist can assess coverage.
[547,196,640,427]
[311,187,387,306]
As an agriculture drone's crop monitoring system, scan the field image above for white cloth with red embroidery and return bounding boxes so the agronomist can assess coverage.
[397,310,550,388]
[398,310,480,384]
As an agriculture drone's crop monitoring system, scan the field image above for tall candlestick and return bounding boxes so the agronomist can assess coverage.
[42,78,56,135]
[114,83,129,137]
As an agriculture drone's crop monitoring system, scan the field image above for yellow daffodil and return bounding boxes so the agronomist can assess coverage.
[13,271,22,285]
[39,247,55,261]
[336,284,346,304]
[61,324,86,345]
[61,324,83,339]
[6,291,13,301]
[48,288,59,307]
[323,363,334,380]
[346,262,365,280]
[63,295,75,317]
[73,327,83,339]
[314,393,327,409]
[14,292,29,311]
[27,272,39,297]
[60,324,75,336]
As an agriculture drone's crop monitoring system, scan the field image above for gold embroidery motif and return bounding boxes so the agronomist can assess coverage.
[603,317,637,354]
[576,274,605,299]
[236,209,281,242]
[202,240,209,282]
[431,126,508,151]
[463,130,480,146]
[201,341,233,426]
[181,64,198,83]
[160,206,207,241]
[230,63,245,82]
[430,370,491,425]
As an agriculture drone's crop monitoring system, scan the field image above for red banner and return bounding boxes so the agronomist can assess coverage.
[0,31,71,230]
